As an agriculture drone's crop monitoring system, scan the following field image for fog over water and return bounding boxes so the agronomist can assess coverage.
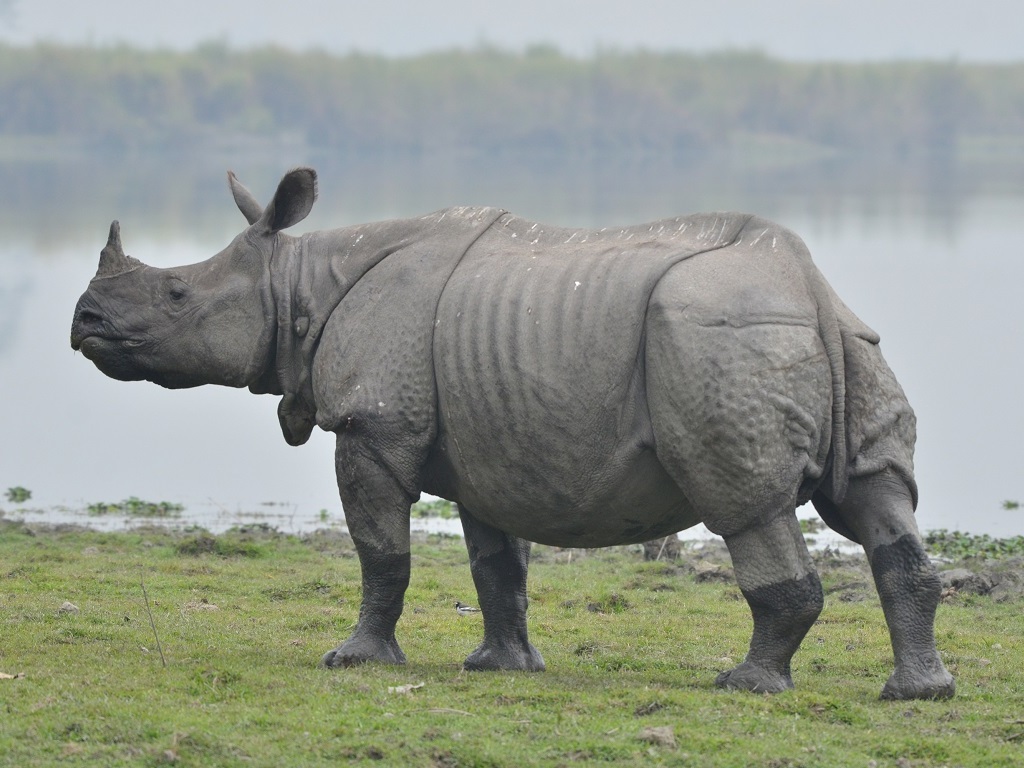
[1,153,1021,537]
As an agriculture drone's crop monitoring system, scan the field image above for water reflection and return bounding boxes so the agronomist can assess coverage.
[3,151,1021,252]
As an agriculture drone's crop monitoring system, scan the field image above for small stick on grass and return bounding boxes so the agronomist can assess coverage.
[655,536,669,562]
[141,576,167,668]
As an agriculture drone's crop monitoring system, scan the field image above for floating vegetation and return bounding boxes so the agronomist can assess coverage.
[799,517,825,534]
[924,529,1024,560]
[86,497,184,517]
[410,499,458,519]
[5,487,31,503]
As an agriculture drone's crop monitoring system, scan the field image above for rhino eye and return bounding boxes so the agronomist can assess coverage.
[167,280,189,302]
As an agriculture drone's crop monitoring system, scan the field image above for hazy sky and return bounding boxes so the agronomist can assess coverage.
[1,0,1022,60]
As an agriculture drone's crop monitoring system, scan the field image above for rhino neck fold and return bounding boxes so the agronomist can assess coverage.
[260,214,493,446]
[265,231,356,447]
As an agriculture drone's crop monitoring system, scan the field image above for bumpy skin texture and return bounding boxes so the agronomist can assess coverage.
[70,168,954,699]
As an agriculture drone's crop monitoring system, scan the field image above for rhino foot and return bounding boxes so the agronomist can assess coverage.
[320,636,406,669]
[715,662,793,694]
[880,656,955,701]
[464,642,546,672]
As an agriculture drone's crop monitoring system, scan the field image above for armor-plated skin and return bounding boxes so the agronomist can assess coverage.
[70,168,954,699]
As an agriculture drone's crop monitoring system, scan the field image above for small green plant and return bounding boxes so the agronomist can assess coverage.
[319,508,329,521]
[86,497,184,517]
[1004,500,1021,510]
[5,486,31,503]
[410,498,458,519]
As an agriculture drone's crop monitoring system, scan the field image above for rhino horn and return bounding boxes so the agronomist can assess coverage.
[94,221,143,279]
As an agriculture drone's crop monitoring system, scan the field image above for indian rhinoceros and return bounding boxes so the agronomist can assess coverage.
[70,167,954,700]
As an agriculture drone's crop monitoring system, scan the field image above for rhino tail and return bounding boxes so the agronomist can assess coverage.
[809,264,849,505]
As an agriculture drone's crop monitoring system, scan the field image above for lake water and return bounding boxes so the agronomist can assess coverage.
[1,152,1021,538]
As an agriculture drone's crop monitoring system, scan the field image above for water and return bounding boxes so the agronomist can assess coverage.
[1,152,1022,538]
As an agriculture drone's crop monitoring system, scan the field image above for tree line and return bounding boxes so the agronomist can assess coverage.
[1,42,1022,159]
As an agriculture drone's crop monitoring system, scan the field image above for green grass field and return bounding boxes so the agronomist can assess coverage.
[1,521,1021,767]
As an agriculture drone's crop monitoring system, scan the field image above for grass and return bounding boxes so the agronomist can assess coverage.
[1,521,1022,767]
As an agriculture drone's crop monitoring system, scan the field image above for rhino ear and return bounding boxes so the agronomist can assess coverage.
[228,170,264,225]
[260,167,318,234]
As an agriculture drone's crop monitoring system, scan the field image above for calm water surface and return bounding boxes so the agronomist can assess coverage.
[1,154,1021,537]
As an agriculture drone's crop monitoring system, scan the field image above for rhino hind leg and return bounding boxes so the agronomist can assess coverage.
[716,513,823,693]
[458,505,545,672]
[832,471,955,700]
[321,435,413,669]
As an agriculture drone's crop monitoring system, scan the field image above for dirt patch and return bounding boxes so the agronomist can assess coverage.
[939,558,1024,601]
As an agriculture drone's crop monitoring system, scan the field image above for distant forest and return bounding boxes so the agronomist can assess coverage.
[1,42,1023,159]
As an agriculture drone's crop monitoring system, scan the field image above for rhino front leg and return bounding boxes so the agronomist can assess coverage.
[716,513,823,693]
[833,471,955,700]
[321,437,412,669]
[458,505,545,672]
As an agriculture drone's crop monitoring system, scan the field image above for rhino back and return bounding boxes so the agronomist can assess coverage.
[430,212,753,544]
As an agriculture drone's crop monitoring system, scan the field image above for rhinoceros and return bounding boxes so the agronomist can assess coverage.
[70,167,954,700]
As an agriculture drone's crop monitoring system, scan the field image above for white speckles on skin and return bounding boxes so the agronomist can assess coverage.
[772,237,777,249]
[378,401,386,408]
[574,281,581,290]
[564,232,580,244]
[529,223,539,232]
[531,239,539,245]
[511,232,517,238]
[716,218,728,244]
[750,228,770,246]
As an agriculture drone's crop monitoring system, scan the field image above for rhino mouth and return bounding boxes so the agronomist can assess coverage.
[72,334,146,355]
[71,334,149,383]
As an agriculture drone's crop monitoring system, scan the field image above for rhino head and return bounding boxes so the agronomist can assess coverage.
[70,168,318,391]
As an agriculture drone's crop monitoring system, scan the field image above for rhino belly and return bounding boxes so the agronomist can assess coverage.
[430,242,700,547]
[427,434,700,548]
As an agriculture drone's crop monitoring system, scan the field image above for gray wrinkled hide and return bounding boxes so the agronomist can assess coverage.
[70,168,953,700]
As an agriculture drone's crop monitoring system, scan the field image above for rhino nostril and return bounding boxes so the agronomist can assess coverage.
[77,309,104,326]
